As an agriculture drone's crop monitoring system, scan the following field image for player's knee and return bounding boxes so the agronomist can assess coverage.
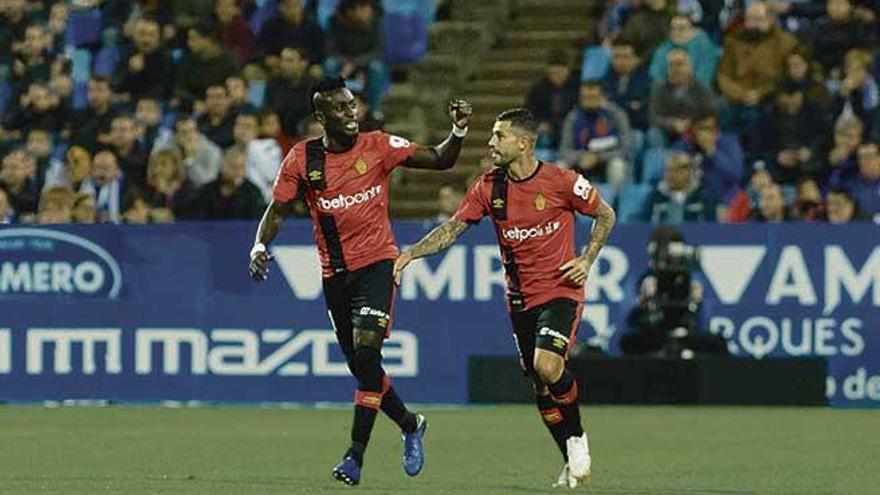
[533,354,564,385]
[354,327,383,349]
[532,377,549,395]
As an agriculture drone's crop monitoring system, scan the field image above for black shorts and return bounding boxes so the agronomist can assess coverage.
[323,259,396,360]
[509,298,582,376]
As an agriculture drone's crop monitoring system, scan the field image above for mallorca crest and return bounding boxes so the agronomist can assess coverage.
[535,193,547,211]
[354,158,369,175]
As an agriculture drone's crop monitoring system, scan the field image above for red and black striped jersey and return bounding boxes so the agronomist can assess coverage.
[454,162,601,311]
[272,131,418,278]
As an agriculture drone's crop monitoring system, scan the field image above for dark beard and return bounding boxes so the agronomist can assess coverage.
[741,28,767,42]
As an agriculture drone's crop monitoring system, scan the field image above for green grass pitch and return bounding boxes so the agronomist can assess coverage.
[0,405,875,494]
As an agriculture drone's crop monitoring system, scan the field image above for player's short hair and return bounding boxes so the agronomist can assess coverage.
[496,108,538,137]
[310,76,347,112]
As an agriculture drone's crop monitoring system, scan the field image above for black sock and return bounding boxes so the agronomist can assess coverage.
[382,383,417,433]
[536,393,568,461]
[350,347,384,461]
[548,369,584,438]
[346,441,367,466]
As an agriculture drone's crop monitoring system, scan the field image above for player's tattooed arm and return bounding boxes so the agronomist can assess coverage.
[581,198,616,265]
[560,198,616,286]
[393,219,470,284]
[249,200,295,281]
[402,99,473,170]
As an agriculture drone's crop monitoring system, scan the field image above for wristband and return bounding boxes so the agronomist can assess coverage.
[250,242,267,259]
[452,124,468,138]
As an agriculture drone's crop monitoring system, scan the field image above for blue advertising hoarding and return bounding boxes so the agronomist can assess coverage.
[0,222,877,406]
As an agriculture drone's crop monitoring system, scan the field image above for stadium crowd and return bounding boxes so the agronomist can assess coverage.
[527,0,879,224]
[0,0,877,225]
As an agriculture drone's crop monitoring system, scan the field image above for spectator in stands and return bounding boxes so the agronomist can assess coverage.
[0,148,39,216]
[649,13,719,86]
[526,48,579,150]
[266,46,316,137]
[110,114,148,186]
[43,145,95,194]
[326,0,385,112]
[842,142,880,219]
[169,0,216,32]
[717,2,798,132]
[791,177,826,221]
[190,147,265,220]
[674,113,744,209]
[143,148,193,219]
[12,24,52,84]
[154,115,222,188]
[602,39,651,130]
[754,82,829,184]
[648,49,715,144]
[751,182,790,222]
[727,166,774,222]
[0,188,15,223]
[5,81,64,137]
[833,49,878,134]
[114,17,171,100]
[0,0,32,68]
[198,84,236,149]
[225,75,256,114]
[135,97,165,153]
[71,192,97,224]
[36,186,74,224]
[646,152,715,223]
[812,0,871,77]
[782,49,832,111]
[25,127,53,190]
[560,81,631,186]
[435,183,464,223]
[258,108,294,155]
[46,3,69,50]
[243,114,283,202]
[68,76,117,152]
[259,0,325,65]
[826,187,862,223]
[91,149,136,224]
[827,117,864,185]
[174,22,238,110]
[619,0,673,59]
[215,0,256,66]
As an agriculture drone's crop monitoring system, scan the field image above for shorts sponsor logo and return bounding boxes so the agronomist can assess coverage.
[318,185,382,211]
[502,221,561,242]
[538,326,569,344]
[359,306,389,319]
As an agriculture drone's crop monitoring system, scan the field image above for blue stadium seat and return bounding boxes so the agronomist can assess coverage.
[383,0,435,23]
[640,147,668,184]
[317,0,342,30]
[70,48,92,84]
[93,46,121,77]
[72,81,89,110]
[383,11,427,65]
[0,82,10,115]
[250,0,278,36]
[66,9,103,48]
[580,45,610,81]
[247,80,267,108]
[596,182,617,207]
[616,184,653,223]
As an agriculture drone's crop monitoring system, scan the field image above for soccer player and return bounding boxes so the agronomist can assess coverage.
[393,108,616,488]
[248,77,472,486]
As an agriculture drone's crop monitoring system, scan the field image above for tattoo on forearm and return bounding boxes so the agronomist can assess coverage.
[409,220,469,258]
[582,201,616,264]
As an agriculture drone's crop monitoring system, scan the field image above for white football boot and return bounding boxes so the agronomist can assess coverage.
[552,463,571,488]
[566,434,592,484]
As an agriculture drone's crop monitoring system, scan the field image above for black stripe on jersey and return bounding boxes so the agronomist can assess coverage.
[305,138,327,190]
[500,244,524,311]
[490,169,508,221]
[318,213,347,272]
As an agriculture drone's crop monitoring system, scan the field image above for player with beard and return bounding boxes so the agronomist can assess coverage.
[248,77,472,486]
[393,108,616,488]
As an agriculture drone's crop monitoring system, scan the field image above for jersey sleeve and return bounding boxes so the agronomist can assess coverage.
[452,178,489,224]
[563,169,601,215]
[376,132,419,173]
[271,147,302,203]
